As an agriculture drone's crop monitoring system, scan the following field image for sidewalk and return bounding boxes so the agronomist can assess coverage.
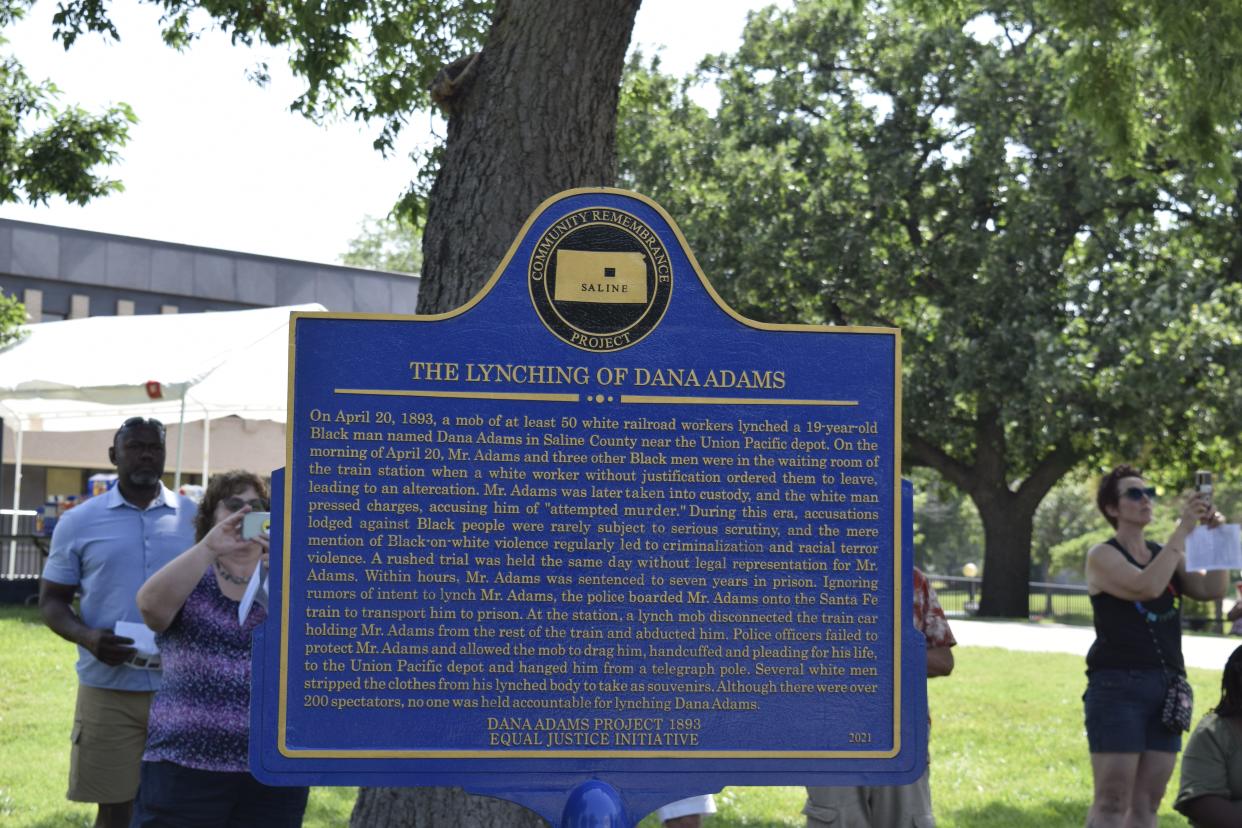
[951,618,1241,671]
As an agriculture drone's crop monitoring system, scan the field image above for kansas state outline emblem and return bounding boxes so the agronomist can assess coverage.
[528,207,672,352]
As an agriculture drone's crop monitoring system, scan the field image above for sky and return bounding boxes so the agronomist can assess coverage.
[0,2,772,266]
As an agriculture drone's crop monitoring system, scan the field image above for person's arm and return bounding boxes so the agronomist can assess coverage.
[1175,716,1238,826]
[1181,568,1230,601]
[38,578,136,665]
[1086,494,1208,601]
[39,511,137,665]
[137,507,250,633]
[1087,542,1182,601]
[1178,796,1242,828]
[918,572,956,678]
[656,794,715,827]
[927,645,954,677]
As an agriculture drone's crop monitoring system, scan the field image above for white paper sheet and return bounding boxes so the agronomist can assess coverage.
[115,620,161,669]
[238,562,268,624]
[1185,523,1242,571]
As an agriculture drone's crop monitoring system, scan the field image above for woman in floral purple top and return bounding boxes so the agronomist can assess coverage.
[132,472,307,827]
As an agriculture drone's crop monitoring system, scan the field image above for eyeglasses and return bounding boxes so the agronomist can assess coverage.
[121,416,164,430]
[223,496,267,512]
[114,416,166,443]
[1121,487,1157,502]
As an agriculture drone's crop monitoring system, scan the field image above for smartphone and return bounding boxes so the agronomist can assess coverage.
[1195,471,1214,522]
[1196,470,1214,494]
[242,511,271,539]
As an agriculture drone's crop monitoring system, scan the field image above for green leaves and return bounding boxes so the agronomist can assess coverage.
[49,0,493,154]
[618,0,1242,505]
[0,291,26,349]
[0,45,135,206]
[340,213,422,274]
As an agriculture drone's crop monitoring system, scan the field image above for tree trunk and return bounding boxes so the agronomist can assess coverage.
[973,489,1037,618]
[350,787,548,828]
[351,1,640,825]
[417,0,643,314]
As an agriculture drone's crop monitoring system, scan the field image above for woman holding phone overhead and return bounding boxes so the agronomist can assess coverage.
[131,471,307,827]
[1084,465,1228,828]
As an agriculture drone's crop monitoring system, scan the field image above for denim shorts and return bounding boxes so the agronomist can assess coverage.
[131,761,308,828]
[1083,669,1181,753]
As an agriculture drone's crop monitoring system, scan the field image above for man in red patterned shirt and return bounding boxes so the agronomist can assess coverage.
[803,568,957,827]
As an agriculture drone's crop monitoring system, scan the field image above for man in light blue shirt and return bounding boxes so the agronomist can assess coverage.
[40,417,197,828]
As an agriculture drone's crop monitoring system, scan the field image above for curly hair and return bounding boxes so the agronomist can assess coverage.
[1216,646,1242,718]
[194,471,269,542]
[1096,464,1144,529]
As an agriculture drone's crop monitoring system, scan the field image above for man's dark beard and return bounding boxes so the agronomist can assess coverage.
[127,470,161,487]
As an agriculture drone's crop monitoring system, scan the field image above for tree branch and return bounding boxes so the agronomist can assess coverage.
[905,431,974,491]
[1014,440,1081,515]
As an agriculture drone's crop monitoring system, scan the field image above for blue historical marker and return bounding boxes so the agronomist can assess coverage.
[251,189,925,824]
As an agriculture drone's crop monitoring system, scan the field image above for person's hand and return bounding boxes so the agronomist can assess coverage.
[253,531,270,568]
[82,627,136,666]
[203,506,253,563]
[1180,491,1212,526]
[1206,508,1228,529]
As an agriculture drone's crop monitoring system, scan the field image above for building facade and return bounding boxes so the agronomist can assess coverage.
[0,217,420,510]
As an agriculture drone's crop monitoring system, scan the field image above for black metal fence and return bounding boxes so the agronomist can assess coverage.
[0,512,46,604]
[927,573,1230,633]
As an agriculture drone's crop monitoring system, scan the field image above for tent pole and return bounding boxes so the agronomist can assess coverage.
[173,394,187,491]
[201,407,210,488]
[7,420,23,578]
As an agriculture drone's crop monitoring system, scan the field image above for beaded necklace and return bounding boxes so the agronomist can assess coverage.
[1112,537,1181,623]
[1133,583,1181,623]
[215,560,250,586]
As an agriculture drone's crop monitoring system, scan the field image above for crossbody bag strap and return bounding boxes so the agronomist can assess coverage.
[1138,608,1183,679]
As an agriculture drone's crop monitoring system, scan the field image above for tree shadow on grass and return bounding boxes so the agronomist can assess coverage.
[945,798,1087,828]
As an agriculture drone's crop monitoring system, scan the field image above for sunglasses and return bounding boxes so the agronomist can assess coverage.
[223,496,267,512]
[1121,486,1157,502]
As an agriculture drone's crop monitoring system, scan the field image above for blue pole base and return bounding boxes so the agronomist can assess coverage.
[561,779,629,828]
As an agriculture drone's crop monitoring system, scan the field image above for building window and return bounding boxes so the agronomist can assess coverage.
[69,294,89,319]
[22,289,42,323]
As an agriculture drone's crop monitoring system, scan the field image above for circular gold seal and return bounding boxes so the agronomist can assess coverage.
[528,207,672,352]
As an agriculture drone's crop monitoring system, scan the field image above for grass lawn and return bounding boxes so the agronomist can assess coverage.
[1,606,1223,827]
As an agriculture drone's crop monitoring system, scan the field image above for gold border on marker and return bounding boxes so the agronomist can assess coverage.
[336,388,579,403]
[273,748,901,759]
[276,188,904,761]
[892,331,903,755]
[620,395,856,407]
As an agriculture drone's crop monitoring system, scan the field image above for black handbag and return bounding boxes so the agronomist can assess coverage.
[1161,672,1194,733]
[1139,603,1193,733]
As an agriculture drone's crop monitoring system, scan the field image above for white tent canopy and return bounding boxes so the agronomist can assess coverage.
[0,303,322,429]
[0,304,323,548]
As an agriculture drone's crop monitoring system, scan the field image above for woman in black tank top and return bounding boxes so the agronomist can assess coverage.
[1083,464,1226,828]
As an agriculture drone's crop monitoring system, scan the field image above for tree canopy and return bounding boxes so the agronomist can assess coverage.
[906,0,1242,180]
[619,0,1242,615]
[39,0,640,823]
[48,0,493,220]
[0,291,25,346]
[27,0,1242,216]
[340,214,422,274]
[0,3,133,206]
